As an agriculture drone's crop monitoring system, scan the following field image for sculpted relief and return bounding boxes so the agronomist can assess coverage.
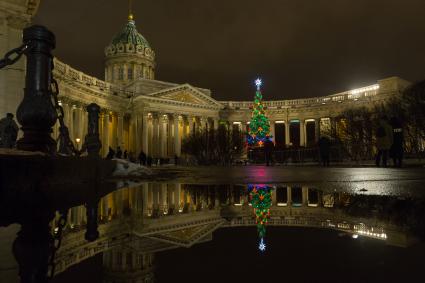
[164,91,204,105]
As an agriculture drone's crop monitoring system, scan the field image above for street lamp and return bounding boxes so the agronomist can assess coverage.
[75,138,81,150]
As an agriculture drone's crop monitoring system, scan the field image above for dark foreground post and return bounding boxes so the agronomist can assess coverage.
[82,103,102,157]
[16,25,57,153]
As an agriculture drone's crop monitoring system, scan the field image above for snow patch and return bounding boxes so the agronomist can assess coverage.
[112,159,153,177]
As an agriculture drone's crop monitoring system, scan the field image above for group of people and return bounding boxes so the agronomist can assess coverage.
[318,115,404,168]
[105,147,179,167]
[106,146,128,160]
[376,115,403,167]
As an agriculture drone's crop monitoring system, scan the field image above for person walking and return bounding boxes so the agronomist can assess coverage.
[318,135,331,167]
[390,117,403,167]
[0,113,19,148]
[375,115,393,167]
[116,146,123,159]
[123,150,128,159]
[106,147,115,159]
[138,151,147,166]
[264,139,274,166]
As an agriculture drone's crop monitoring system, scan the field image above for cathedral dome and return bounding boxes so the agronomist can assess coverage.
[111,17,151,48]
[104,14,156,83]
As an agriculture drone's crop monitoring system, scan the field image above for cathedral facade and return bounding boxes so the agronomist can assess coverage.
[1,1,411,157]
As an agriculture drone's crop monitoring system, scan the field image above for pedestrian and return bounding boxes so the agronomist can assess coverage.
[116,146,123,159]
[146,155,153,167]
[375,115,393,167]
[318,135,331,167]
[123,150,128,159]
[0,113,19,148]
[264,139,274,166]
[106,147,115,159]
[390,116,403,167]
[138,151,147,166]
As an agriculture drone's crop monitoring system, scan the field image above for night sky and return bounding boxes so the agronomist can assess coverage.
[34,0,425,101]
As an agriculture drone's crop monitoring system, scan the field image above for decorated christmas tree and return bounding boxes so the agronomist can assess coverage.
[247,78,272,146]
[248,184,272,252]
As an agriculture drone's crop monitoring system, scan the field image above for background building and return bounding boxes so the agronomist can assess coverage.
[0,0,411,157]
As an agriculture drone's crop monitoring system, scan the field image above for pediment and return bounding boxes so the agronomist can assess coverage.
[149,84,223,108]
[162,90,205,105]
[144,220,224,248]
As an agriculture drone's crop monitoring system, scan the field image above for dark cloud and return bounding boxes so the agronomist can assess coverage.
[34,0,425,101]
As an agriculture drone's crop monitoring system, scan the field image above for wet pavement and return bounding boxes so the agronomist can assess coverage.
[152,166,425,196]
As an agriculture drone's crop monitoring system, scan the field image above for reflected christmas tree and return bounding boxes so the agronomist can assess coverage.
[247,78,272,147]
[248,184,272,252]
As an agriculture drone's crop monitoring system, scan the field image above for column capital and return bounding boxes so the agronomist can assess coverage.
[172,113,182,120]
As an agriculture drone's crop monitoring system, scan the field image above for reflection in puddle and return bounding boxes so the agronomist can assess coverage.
[248,184,272,251]
[52,184,425,282]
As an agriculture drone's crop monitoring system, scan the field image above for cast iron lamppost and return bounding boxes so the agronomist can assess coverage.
[16,25,57,154]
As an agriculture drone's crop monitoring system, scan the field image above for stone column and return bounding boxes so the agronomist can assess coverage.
[200,117,207,131]
[129,115,136,154]
[182,116,188,139]
[69,105,75,142]
[76,106,85,150]
[153,185,159,210]
[302,187,308,206]
[160,184,167,214]
[285,121,290,146]
[110,113,117,149]
[300,119,305,147]
[117,114,124,148]
[152,113,159,158]
[271,188,277,206]
[142,113,149,154]
[103,112,110,157]
[142,184,148,216]
[174,114,181,157]
[287,187,292,206]
[63,103,71,132]
[315,118,320,142]
[330,117,337,139]
[135,113,142,154]
[213,118,219,130]
[82,107,88,139]
[189,116,195,135]
[160,114,168,158]
[174,184,181,212]
[147,184,153,214]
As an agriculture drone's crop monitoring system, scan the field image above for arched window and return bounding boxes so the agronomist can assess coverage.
[118,67,124,80]
[128,68,133,80]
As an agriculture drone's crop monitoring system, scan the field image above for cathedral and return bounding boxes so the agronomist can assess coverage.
[0,0,411,158]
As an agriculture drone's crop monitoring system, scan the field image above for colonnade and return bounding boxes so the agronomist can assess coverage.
[130,112,219,158]
[53,101,126,157]
[105,63,155,82]
[52,102,89,151]
[232,117,337,147]
[62,185,332,230]
[52,101,221,158]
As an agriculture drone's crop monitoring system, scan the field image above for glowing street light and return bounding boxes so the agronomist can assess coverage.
[75,138,81,150]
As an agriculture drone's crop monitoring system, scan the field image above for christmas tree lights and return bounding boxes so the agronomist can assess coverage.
[247,78,272,146]
[248,184,272,252]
